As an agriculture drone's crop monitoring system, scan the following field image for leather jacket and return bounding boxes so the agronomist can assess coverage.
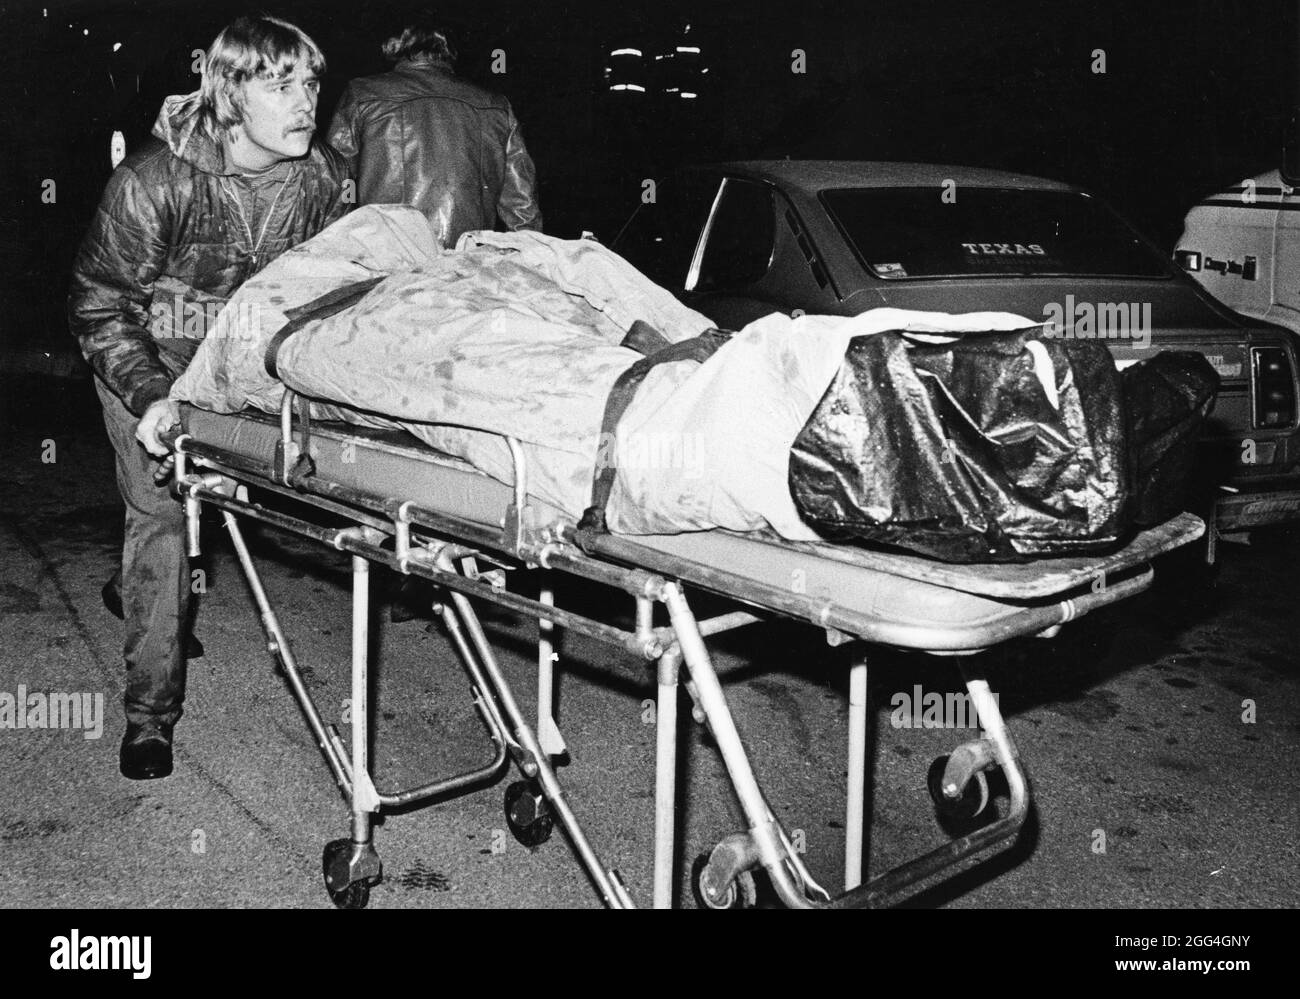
[326,60,542,248]
[68,92,351,416]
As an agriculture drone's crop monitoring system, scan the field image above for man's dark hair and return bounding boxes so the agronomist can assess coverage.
[381,18,457,66]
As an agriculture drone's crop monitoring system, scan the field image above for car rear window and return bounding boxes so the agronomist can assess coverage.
[820,187,1170,280]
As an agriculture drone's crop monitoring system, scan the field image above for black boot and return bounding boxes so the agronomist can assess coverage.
[119,719,174,780]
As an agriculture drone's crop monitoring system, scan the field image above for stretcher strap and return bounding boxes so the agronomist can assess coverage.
[619,318,674,356]
[264,276,387,379]
[575,323,730,551]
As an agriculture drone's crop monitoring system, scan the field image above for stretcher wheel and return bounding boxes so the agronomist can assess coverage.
[690,853,758,910]
[504,780,554,847]
[322,839,371,910]
[927,755,990,827]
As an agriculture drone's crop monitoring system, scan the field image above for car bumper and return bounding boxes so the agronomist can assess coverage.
[1214,485,1300,531]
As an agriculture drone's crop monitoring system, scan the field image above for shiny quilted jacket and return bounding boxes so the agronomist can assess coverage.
[68,92,351,416]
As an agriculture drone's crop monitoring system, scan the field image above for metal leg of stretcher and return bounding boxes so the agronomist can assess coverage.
[535,579,568,760]
[653,646,683,909]
[348,555,378,845]
[845,655,868,891]
[220,514,382,905]
[539,582,554,744]
[832,664,1029,908]
[661,582,816,907]
[665,580,1029,909]
[834,661,1030,907]
[434,553,634,908]
[220,511,352,794]
[223,513,524,905]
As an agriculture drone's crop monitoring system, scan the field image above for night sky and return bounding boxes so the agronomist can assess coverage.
[1,0,1294,357]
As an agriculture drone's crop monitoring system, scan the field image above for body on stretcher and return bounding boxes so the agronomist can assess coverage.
[169,394,1204,908]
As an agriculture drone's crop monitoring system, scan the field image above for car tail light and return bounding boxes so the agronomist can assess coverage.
[1253,347,1296,428]
[1174,249,1202,271]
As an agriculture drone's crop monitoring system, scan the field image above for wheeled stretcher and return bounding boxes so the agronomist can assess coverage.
[170,393,1203,909]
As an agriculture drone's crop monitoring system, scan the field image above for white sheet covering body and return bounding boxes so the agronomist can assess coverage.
[171,205,1034,539]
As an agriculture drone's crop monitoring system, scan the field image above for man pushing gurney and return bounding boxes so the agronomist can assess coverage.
[68,16,350,781]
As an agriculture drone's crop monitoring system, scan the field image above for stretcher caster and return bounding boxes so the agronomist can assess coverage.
[504,780,554,847]
[322,838,382,910]
[927,753,991,834]
[691,852,758,909]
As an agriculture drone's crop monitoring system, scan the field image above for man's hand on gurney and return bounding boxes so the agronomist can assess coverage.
[136,398,181,457]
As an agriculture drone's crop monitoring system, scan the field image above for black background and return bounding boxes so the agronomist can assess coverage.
[0,0,1294,355]
[2,907,1287,983]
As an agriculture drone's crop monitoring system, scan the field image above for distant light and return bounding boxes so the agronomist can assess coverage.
[680,92,697,99]
[609,48,641,57]
[653,54,664,61]
[112,42,122,52]
[701,67,709,74]
[609,83,646,93]
[676,46,700,54]
[665,87,679,93]
[83,28,89,36]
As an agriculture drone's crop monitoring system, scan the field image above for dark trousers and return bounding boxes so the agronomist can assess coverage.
[95,376,190,727]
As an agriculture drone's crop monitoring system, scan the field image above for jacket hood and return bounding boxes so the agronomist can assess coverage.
[152,92,228,174]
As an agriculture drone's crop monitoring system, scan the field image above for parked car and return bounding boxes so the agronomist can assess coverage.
[610,160,1300,535]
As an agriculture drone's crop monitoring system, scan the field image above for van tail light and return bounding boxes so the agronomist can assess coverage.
[1253,347,1296,428]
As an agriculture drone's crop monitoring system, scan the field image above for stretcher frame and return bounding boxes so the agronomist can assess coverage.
[169,392,1203,909]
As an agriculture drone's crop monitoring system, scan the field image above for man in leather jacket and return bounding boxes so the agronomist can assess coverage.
[326,20,542,248]
[68,15,350,780]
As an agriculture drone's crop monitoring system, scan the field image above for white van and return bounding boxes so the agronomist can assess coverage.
[1176,157,1300,532]
[1176,167,1300,332]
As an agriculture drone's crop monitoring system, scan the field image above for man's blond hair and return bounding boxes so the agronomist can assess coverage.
[200,15,325,132]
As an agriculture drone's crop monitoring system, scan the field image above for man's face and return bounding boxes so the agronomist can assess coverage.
[235,64,320,164]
